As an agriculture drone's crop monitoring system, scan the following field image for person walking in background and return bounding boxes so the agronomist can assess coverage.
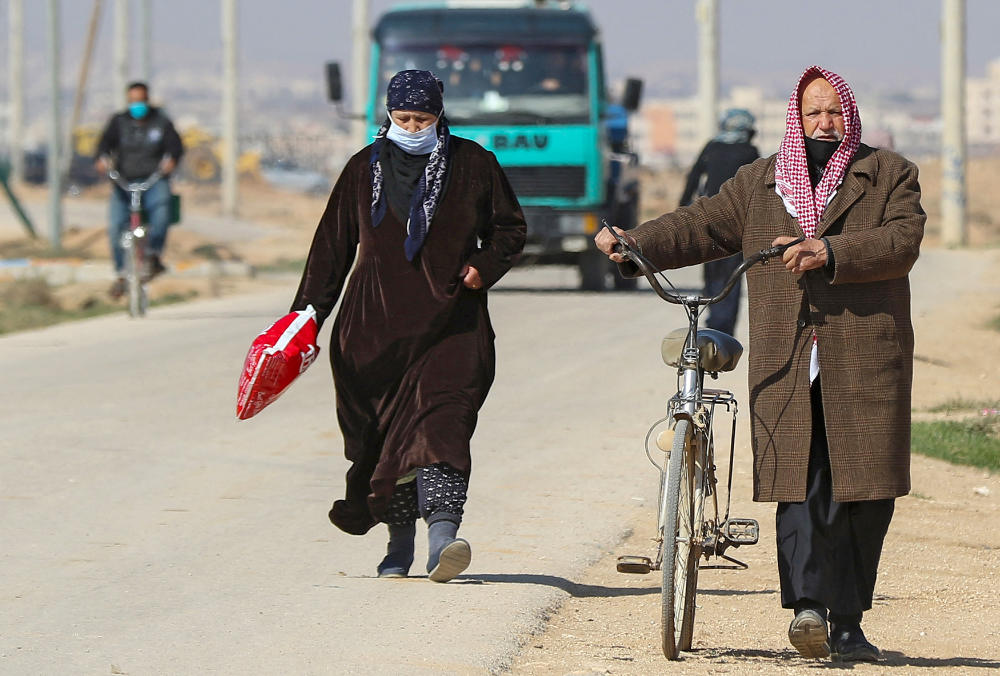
[678,108,759,336]
[292,70,526,583]
[95,82,183,298]
[597,66,924,662]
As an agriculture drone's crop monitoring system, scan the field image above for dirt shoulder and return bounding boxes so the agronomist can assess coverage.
[0,179,325,330]
[507,256,1000,675]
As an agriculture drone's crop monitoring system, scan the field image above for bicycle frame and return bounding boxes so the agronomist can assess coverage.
[655,293,747,569]
[605,222,802,658]
[108,168,162,317]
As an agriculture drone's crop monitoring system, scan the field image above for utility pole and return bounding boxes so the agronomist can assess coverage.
[352,0,370,148]
[8,0,25,183]
[695,0,719,146]
[67,0,104,177]
[221,0,239,218]
[114,0,130,107]
[941,0,967,247]
[139,0,152,82]
[47,0,64,252]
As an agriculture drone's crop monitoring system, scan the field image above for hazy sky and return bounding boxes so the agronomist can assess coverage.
[5,0,1000,101]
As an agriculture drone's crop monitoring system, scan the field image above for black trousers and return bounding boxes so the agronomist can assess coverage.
[775,378,895,623]
[704,253,743,336]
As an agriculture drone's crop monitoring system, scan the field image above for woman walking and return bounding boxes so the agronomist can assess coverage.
[292,70,526,582]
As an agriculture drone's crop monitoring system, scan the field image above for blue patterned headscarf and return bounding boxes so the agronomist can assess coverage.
[385,69,444,116]
[714,108,756,144]
[370,70,451,261]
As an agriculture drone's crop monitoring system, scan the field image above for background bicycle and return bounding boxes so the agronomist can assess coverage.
[107,167,164,317]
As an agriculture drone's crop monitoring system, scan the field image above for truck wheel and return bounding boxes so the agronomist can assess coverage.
[579,248,607,291]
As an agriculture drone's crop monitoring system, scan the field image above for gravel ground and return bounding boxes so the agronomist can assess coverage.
[508,249,1000,675]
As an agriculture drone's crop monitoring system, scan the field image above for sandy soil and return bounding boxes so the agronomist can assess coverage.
[0,179,326,311]
[1,178,324,263]
[508,271,1000,674]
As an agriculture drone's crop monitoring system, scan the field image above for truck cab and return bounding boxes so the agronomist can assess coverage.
[335,1,642,290]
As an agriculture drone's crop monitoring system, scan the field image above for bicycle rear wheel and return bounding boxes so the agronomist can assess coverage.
[660,418,701,659]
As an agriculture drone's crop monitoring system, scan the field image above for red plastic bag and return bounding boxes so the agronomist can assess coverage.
[236,305,320,420]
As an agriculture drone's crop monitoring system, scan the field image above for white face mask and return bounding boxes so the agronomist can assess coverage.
[386,113,439,155]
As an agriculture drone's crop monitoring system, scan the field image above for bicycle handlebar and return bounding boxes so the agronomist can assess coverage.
[602,220,804,307]
[107,168,164,194]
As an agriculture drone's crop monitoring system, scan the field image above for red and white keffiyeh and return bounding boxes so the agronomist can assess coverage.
[774,65,862,238]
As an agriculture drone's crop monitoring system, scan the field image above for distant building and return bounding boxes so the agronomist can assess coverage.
[967,58,1000,148]
[636,82,949,168]
[636,87,787,167]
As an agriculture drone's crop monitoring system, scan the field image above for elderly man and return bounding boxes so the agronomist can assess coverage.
[596,66,924,663]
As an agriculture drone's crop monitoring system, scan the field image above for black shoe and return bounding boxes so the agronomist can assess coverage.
[788,608,830,658]
[830,624,880,662]
[109,277,126,299]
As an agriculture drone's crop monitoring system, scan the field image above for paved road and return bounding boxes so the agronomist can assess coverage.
[0,263,709,674]
[2,250,995,675]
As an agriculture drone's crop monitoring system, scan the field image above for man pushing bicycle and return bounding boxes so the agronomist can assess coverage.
[596,65,925,663]
[95,81,184,298]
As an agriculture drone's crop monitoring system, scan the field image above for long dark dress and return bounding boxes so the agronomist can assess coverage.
[292,137,527,535]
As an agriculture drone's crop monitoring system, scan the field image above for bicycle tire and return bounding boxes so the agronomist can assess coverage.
[678,427,706,650]
[125,234,146,318]
[660,418,699,659]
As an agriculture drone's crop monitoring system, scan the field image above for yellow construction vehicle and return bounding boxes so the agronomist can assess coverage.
[179,127,223,184]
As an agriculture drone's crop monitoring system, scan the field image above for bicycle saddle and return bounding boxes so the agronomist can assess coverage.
[661,328,744,373]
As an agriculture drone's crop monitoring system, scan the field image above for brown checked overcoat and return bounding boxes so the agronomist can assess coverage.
[627,144,924,503]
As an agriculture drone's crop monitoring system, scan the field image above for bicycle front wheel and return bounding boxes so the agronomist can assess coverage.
[124,234,146,318]
[660,418,701,659]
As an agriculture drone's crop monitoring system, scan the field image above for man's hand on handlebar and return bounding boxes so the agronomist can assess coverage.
[772,236,828,274]
[595,227,637,264]
[95,156,110,175]
[159,157,177,175]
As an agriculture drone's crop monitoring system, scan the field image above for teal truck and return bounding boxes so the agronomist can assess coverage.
[328,0,642,290]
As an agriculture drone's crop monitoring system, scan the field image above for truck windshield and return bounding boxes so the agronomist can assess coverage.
[378,44,590,125]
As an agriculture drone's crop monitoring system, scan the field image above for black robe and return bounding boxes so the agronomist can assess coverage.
[292,137,527,535]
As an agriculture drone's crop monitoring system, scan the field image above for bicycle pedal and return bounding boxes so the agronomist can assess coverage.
[616,555,653,574]
[723,518,759,545]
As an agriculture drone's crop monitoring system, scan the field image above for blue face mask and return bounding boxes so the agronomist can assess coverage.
[386,113,439,155]
[128,102,150,120]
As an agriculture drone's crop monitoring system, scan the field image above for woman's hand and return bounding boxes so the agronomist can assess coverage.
[460,264,484,290]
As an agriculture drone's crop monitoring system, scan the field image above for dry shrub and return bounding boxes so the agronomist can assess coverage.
[0,278,59,309]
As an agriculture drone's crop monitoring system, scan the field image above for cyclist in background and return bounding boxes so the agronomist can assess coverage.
[679,108,759,336]
[95,81,184,298]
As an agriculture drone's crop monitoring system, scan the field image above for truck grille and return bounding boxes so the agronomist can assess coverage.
[502,165,586,199]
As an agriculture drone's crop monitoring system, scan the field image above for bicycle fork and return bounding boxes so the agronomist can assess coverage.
[617,363,702,575]
[617,371,760,575]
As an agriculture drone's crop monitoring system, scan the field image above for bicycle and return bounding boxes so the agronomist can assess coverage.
[107,168,163,317]
[602,222,803,660]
